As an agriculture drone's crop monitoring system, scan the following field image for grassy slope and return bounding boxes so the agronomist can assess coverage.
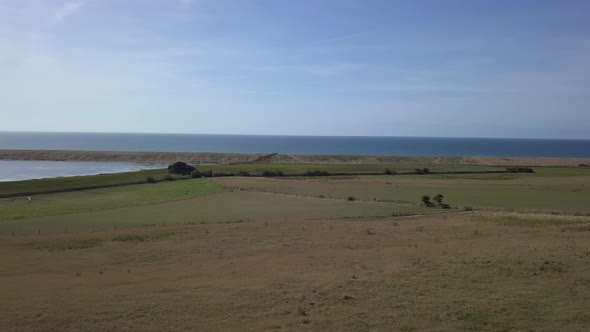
[0,178,225,222]
[0,169,170,197]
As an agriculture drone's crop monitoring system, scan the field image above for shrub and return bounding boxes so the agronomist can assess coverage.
[303,170,330,176]
[238,171,251,176]
[440,203,451,209]
[421,195,434,207]
[163,174,175,181]
[415,168,424,174]
[190,170,202,178]
[168,161,196,175]
[422,168,430,174]
[578,163,589,167]
[384,168,396,175]
[347,196,356,201]
[146,176,157,183]
[200,170,213,177]
[464,206,474,211]
[506,167,534,173]
[433,194,444,206]
[261,170,284,177]
[213,172,235,177]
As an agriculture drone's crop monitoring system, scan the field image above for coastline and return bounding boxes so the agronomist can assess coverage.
[1,149,589,167]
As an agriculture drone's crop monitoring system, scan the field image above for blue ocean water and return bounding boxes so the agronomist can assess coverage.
[0,132,589,158]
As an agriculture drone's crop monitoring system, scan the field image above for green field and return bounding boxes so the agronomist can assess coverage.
[1,163,589,236]
[0,178,225,222]
[1,190,433,235]
[213,169,590,213]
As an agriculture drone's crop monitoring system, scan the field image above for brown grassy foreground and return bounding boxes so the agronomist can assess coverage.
[2,213,589,331]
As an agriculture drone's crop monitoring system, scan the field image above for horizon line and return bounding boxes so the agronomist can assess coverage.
[0,130,589,141]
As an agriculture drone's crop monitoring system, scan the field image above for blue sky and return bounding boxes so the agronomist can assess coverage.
[1,0,589,138]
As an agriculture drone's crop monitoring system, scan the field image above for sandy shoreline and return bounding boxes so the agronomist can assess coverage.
[1,149,589,167]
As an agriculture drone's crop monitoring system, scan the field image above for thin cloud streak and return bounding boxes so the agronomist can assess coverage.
[52,1,86,24]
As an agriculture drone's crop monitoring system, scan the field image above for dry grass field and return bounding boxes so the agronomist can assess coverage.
[2,213,590,331]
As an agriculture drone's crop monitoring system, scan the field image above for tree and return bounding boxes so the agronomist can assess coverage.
[433,194,444,206]
[421,195,433,207]
[168,162,196,175]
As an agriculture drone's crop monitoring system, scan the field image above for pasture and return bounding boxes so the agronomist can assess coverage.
[213,169,590,214]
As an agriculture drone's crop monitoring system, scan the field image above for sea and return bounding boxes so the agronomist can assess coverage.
[1,132,589,157]
[0,132,589,181]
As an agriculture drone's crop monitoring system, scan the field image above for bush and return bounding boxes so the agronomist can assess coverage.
[163,174,175,181]
[440,203,451,209]
[168,162,196,175]
[261,170,284,177]
[415,168,430,175]
[384,168,396,175]
[464,206,474,211]
[190,170,202,178]
[146,176,157,183]
[200,170,213,177]
[238,171,251,176]
[433,194,444,206]
[421,195,434,207]
[506,167,534,173]
[347,196,356,201]
[213,172,235,177]
[303,170,330,176]
[578,164,589,167]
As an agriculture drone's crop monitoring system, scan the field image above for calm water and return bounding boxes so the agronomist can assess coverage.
[0,132,589,158]
[0,160,163,182]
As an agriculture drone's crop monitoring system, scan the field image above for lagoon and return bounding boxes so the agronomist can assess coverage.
[0,160,164,182]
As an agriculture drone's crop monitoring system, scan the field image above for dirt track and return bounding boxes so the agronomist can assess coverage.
[1,149,589,166]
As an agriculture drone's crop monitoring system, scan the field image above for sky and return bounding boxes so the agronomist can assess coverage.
[1,0,589,139]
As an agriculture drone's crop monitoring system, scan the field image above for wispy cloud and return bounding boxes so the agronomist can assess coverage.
[178,0,194,9]
[52,1,86,24]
